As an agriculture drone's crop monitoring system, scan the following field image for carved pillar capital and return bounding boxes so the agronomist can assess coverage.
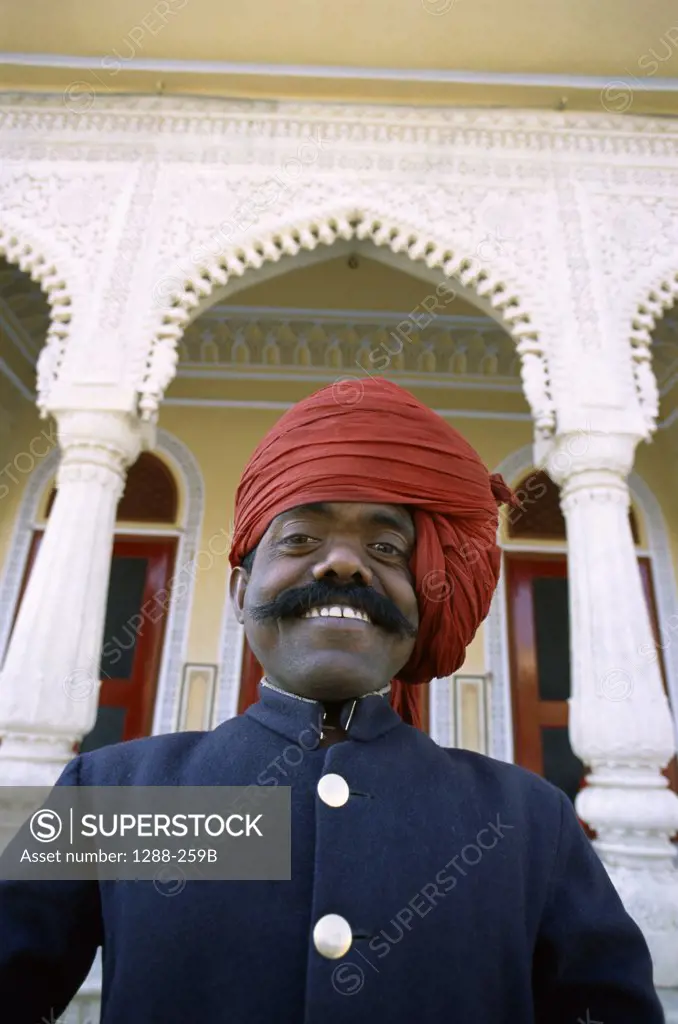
[541,429,641,490]
[54,408,154,481]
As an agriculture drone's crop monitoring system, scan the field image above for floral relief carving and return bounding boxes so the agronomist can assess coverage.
[591,193,678,327]
[585,188,678,435]
[0,170,123,272]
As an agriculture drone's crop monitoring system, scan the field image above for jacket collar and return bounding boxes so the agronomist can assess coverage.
[244,678,402,748]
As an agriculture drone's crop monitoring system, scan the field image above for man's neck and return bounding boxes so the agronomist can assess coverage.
[318,700,348,747]
[259,678,392,747]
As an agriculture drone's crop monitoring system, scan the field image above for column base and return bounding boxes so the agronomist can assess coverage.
[606,862,678,987]
[0,731,77,787]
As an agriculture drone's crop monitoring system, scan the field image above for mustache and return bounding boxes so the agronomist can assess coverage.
[248,580,417,638]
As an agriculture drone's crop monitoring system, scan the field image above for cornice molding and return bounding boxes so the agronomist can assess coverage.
[1,94,678,159]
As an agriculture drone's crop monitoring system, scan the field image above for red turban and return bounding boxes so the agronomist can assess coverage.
[229,377,518,728]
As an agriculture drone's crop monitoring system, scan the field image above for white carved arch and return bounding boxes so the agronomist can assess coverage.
[478,443,678,763]
[0,428,204,739]
[625,265,678,439]
[140,207,556,438]
[0,218,78,416]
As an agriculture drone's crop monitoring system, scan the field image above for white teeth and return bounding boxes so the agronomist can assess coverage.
[302,605,372,623]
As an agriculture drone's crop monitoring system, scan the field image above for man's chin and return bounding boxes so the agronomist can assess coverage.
[281,655,391,702]
[299,681,381,703]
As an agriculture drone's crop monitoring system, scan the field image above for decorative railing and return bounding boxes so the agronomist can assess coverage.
[178,307,523,380]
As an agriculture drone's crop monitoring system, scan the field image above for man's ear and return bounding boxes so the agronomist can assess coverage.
[229,566,249,625]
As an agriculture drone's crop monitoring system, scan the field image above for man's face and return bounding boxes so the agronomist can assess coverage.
[230,502,419,701]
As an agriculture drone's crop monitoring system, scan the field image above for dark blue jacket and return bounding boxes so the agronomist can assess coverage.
[0,683,665,1023]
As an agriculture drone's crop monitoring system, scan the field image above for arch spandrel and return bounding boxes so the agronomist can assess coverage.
[138,204,556,438]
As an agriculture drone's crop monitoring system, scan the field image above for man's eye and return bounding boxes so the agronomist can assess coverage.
[281,534,315,545]
[371,542,402,556]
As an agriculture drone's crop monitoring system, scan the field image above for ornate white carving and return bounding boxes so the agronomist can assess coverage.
[626,268,678,437]
[0,162,149,407]
[0,409,151,787]
[0,218,76,414]
[3,95,678,155]
[0,169,127,273]
[588,187,678,435]
[2,95,677,441]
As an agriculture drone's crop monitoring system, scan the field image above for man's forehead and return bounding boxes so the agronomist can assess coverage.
[272,501,415,537]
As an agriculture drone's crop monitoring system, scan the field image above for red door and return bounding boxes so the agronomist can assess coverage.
[506,555,582,800]
[14,533,176,752]
[506,553,678,802]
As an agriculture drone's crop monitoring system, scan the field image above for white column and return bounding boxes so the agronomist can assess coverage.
[546,430,678,987]
[0,409,149,787]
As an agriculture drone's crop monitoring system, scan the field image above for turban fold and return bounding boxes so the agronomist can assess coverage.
[229,377,518,728]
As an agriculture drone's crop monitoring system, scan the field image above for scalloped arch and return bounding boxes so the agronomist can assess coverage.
[140,207,555,435]
[0,218,77,417]
[630,268,678,344]
[627,265,678,438]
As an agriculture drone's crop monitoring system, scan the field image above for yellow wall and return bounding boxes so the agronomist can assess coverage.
[635,427,678,575]
[221,253,482,315]
[0,402,56,574]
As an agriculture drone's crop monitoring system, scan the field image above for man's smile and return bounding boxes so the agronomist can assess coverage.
[247,578,417,639]
[300,605,373,624]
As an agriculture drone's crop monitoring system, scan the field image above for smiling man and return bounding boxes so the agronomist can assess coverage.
[235,500,420,711]
[0,378,665,1023]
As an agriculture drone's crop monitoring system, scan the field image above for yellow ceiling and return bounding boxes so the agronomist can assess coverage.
[1,0,678,112]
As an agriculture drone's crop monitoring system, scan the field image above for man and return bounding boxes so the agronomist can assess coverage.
[0,378,665,1022]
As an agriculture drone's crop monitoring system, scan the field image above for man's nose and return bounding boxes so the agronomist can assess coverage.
[312,542,373,587]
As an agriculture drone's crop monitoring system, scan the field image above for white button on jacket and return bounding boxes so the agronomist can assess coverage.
[317,773,350,807]
[313,914,353,959]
